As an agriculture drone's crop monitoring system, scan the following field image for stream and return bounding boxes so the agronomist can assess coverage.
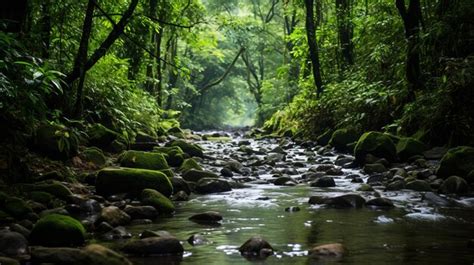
[113,132,474,265]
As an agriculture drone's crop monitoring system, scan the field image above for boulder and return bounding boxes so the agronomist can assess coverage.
[32,124,78,159]
[189,211,222,224]
[396,137,427,161]
[195,178,232,194]
[406,180,432,192]
[141,189,175,214]
[329,129,359,151]
[0,231,28,256]
[120,151,169,170]
[98,206,131,226]
[310,176,336,187]
[439,176,469,195]
[87,124,119,149]
[179,158,203,172]
[96,167,172,197]
[238,236,273,257]
[437,146,474,179]
[309,243,345,258]
[182,169,218,182]
[354,132,397,164]
[166,140,204,158]
[122,237,183,256]
[153,146,185,167]
[30,214,85,247]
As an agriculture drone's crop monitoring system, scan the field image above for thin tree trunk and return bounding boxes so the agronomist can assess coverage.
[304,0,324,97]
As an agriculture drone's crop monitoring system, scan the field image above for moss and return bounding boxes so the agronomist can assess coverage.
[32,124,78,159]
[437,146,474,179]
[30,191,54,205]
[179,158,203,172]
[141,188,175,214]
[166,140,204,158]
[153,146,185,167]
[396,137,427,161]
[3,197,33,218]
[30,214,86,247]
[120,150,169,170]
[96,167,173,197]
[87,124,119,148]
[354,131,397,164]
[81,147,106,166]
[329,128,359,151]
[317,130,333,146]
[23,181,73,200]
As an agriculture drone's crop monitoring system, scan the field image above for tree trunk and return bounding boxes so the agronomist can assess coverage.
[304,0,324,97]
[395,0,423,99]
[71,0,95,118]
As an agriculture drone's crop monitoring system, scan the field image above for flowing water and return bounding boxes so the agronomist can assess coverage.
[115,132,474,265]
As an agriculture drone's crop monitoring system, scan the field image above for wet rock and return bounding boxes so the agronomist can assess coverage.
[437,146,474,179]
[439,176,469,195]
[0,231,28,256]
[366,197,394,208]
[30,214,85,247]
[99,206,131,226]
[182,169,219,182]
[238,236,273,257]
[284,206,301,212]
[96,167,172,197]
[309,243,345,258]
[406,180,432,192]
[141,188,175,214]
[354,132,397,164]
[122,237,183,256]
[310,176,336,187]
[187,234,210,246]
[195,178,232,194]
[363,163,387,175]
[189,211,222,224]
[385,180,406,191]
[324,194,366,208]
[124,205,158,219]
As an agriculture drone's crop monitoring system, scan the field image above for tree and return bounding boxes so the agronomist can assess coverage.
[304,0,324,97]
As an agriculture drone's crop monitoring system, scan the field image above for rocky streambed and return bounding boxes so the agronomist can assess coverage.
[1,130,474,265]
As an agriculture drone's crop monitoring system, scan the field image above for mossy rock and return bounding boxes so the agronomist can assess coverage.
[23,181,73,201]
[182,169,219,182]
[153,146,185,167]
[3,197,33,218]
[30,214,85,247]
[32,124,78,159]
[96,167,173,197]
[141,188,175,214]
[179,158,203,172]
[329,128,359,151]
[396,137,427,161]
[120,150,169,170]
[81,147,106,167]
[437,146,474,179]
[87,124,120,149]
[317,130,333,146]
[30,191,54,205]
[439,176,469,195]
[166,140,204,158]
[354,131,397,164]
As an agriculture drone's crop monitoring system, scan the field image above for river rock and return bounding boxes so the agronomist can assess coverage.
[189,211,222,224]
[96,167,173,197]
[366,197,394,208]
[124,205,158,219]
[354,132,397,164]
[98,206,131,226]
[309,243,345,258]
[30,214,85,247]
[310,176,336,187]
[122,237,184,256]
[182,169,218,182]
[0,231,28,256]
[439,176,469,195]
[141,188,175,214]
[406,180,432,192]
[238,236,273,257]
[195,178,232,194]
